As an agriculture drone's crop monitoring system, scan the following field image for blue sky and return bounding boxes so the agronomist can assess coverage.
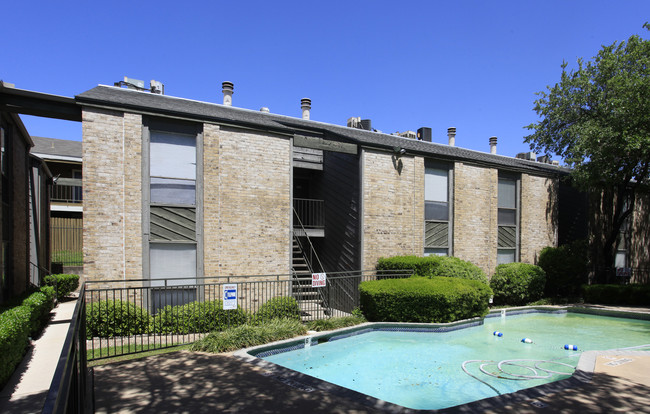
[2,1,648,158]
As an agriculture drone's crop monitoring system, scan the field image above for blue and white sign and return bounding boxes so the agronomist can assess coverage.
[223,284,238,310]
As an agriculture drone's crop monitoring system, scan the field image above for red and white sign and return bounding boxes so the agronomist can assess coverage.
[616,268,631,277]
[312,273,327,288]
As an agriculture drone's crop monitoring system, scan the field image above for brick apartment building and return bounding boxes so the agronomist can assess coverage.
[74,82,564,287]
[0,101,51,303]
[3,80,645,301]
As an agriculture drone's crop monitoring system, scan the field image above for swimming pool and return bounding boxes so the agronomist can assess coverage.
[241,308,650,411]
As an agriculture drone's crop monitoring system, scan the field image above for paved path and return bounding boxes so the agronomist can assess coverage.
[0,298,77,414]
[94,351,379,414]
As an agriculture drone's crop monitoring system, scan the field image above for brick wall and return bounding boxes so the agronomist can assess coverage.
[520,173,557,264]
[453,162,498,275]
[361,149,424,270]
[82,108,142,281]
[203,126,291,278]
[11,125,29,296]
[84,111,291,282]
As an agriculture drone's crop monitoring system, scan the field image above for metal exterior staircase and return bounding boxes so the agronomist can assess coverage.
[291,238,319,301]
[292,207,328,314]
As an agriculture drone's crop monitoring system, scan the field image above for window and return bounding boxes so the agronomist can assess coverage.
[424,161,452,256]
[145,120,201,310]
[497,175,518,264]
[0,125,10,301]
[615,197,631,270]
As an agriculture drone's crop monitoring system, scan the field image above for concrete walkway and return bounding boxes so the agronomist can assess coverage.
[0,298,77,414]
[92,348,650,413]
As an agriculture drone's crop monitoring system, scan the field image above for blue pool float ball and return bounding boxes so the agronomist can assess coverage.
[493,331,503,337]
[564,344,578,351]
[521,338,533,344]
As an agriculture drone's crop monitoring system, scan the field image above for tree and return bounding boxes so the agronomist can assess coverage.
[525,25,650,281]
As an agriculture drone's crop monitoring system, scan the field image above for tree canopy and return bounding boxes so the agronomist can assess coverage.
[525,25,650,277]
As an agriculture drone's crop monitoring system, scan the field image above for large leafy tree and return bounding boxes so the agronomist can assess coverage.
[525,25,650,280]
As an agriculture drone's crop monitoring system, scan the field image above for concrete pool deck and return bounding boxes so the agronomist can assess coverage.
[93,306,650,413]
[93,349,650,413]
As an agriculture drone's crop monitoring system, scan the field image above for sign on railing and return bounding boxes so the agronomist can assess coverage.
[223,284,238,310]
[312,272,327,287]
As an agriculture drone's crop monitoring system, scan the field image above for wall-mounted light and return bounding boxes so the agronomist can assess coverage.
[391,147,405,174]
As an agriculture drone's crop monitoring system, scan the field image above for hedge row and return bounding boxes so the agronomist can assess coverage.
[490,263,546,306]
[43,274,80,301]
[538,241,588,297]
[0,287,56,387]
[377,255,488,284]
[359,276,492,323]
[583,284,650,306]
[86,296,302,339]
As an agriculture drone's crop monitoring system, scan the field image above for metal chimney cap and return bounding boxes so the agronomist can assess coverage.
[301,98,312,106]
[489,136,498,144]
[222,81,234,91]
[447,127,457,133]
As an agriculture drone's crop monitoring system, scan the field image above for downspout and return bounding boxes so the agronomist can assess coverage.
[122,116,126,283]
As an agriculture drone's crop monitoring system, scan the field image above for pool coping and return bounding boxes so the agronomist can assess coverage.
[233,306,650,413]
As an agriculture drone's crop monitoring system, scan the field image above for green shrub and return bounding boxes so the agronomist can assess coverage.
[152,300,248,334]
[86,300,152,339]
[22,291,52,335]
[306,315,366,331]
[583,284,650,306]
[538,240,588,297]
[377,256,432,276]
[44,274,80,301]
[0,288,56,387]
[490,263,546,306]
[253,296,301,324]
[377,255,488,284]
[0,306,31,387]
[359,276,492,323]
[40,285,56,304]
[190,319,306,353]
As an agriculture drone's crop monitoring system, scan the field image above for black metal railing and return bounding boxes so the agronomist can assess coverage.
[595,267,650,285]
[85,270,412,361]
[51,178,83,204]
[50,217,83,267]
[42,285,90,414]
[293,198,323,228]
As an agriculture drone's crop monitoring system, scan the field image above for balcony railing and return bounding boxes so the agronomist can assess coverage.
[293,198,323,228]
[51,178,83,204]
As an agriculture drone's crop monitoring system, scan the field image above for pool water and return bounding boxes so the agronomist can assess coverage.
[261,312,650,410]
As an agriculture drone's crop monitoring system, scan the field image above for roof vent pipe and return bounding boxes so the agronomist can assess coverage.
[447,127,456,147]
[222,81,234,106]
[301,98,311,120]
[489,136,498,154]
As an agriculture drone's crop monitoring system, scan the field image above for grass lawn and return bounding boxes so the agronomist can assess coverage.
[87,344,191,367]
[52,250,83,266]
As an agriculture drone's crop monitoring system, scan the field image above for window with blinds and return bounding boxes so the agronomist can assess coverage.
[497,175,518,264]
[424,161,452,256]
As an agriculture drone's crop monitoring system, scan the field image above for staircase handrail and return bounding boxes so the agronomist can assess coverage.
[292,207,325,274]
[292,207,328,312]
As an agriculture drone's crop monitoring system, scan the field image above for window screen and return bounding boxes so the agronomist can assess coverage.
[150,130,196,205]
[498,178,516,208]
[150,243,197,285]
[425,167,448,203]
